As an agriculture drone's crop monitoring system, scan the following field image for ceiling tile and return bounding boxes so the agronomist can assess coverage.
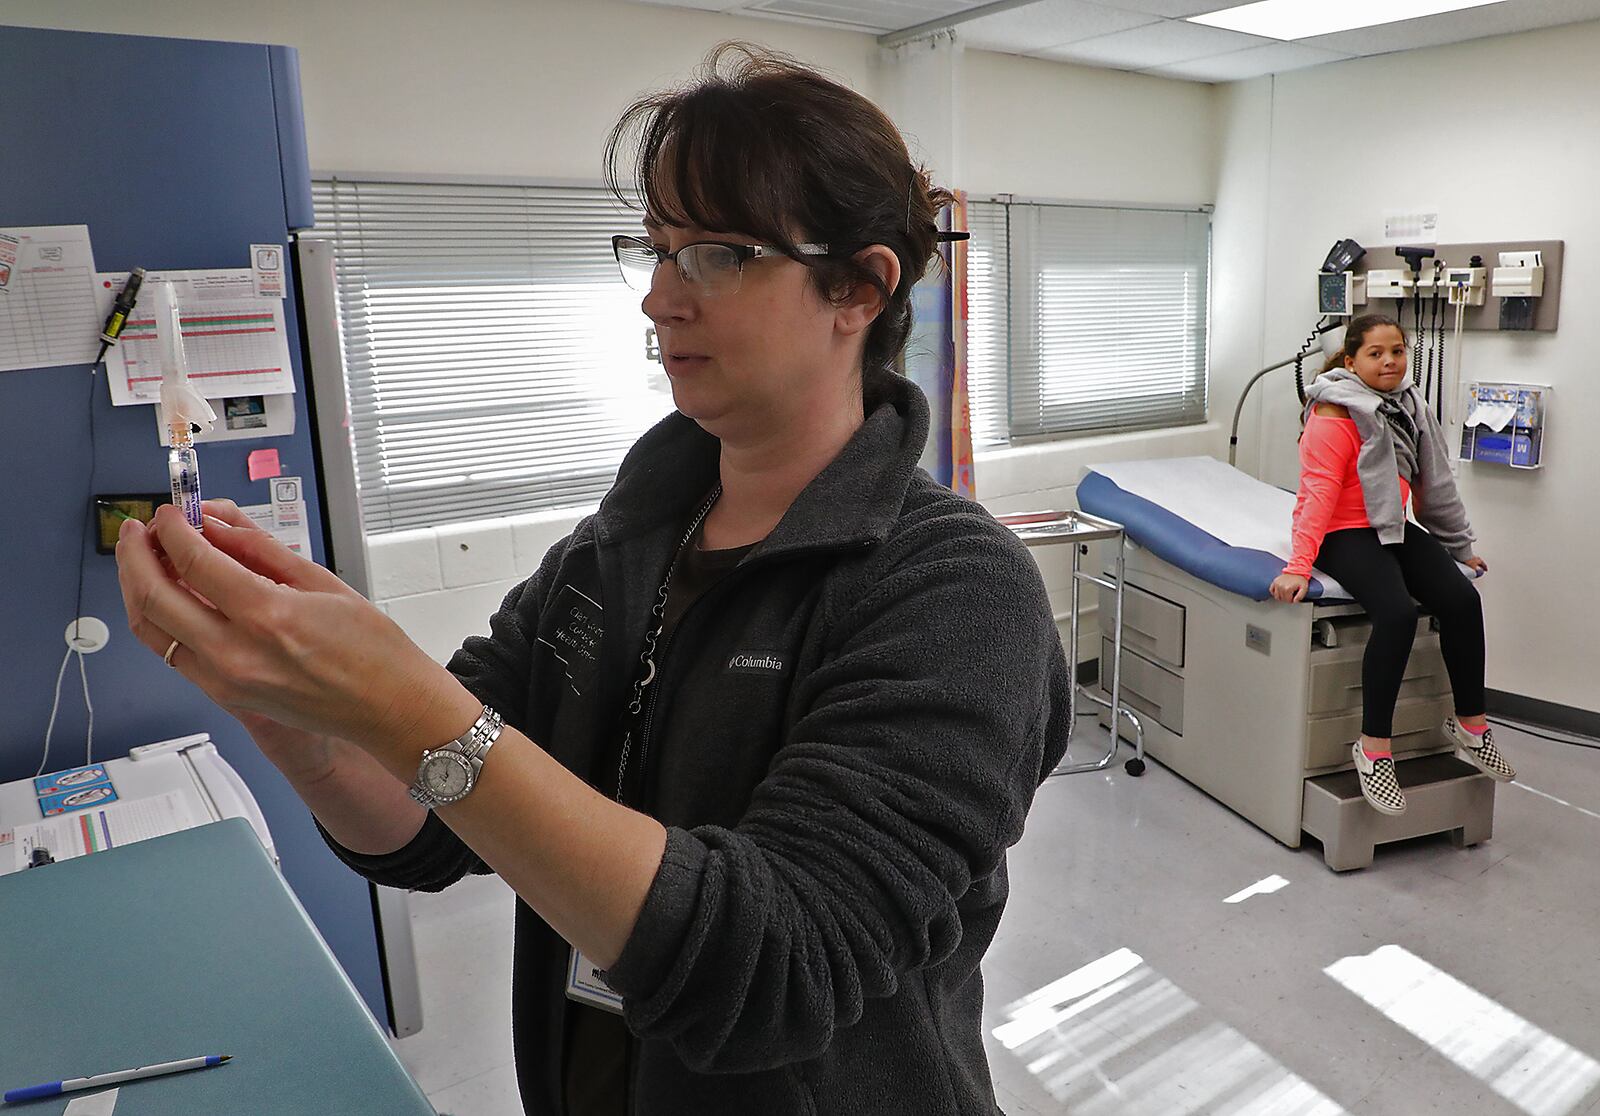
[1088,0,1254,17]
[628,0,739,9]
[960,0,1159,51]
[1042,18,1274,67]
[626,0,1600,81]
[1300,0,1600,54]
[1144,41,1353,80]
[740,0,981,33]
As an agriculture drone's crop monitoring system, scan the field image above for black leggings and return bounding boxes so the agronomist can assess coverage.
[1314,523,1486,739]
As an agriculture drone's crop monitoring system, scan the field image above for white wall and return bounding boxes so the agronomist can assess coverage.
[3,0,1222,663]
[1208,78,1274,478]
[0,0,882,179]
[1215,22,1600,713]
[880,33,964,186]
[959,49,1219,204]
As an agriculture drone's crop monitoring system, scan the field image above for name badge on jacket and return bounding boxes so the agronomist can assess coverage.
[566,947,624,1015]
[538,584,604,696]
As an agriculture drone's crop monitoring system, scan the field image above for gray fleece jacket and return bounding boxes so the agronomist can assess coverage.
[319,372,1073,1115]
[1304,369,1476,559]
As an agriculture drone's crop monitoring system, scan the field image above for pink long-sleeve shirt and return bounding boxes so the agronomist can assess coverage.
[1284,408,1411,578]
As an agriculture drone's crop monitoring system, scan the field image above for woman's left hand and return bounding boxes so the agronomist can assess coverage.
[1465,556,1489,576]
[115,501,467,757]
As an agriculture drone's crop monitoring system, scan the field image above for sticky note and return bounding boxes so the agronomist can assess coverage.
[248,448,282,481]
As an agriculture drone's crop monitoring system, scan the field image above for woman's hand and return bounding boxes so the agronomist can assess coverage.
[1269,573,1310,603]
[1465,556,1489,576]
[115,498,472,762]
[231,707,339,786]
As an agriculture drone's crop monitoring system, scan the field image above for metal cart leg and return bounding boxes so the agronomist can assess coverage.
[1049,528,1146,778]
[1112,535,1145,776]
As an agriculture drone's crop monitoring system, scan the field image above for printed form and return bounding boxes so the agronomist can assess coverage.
[0,225,102,373]
[11,791,197,871]
[101,268,296,405]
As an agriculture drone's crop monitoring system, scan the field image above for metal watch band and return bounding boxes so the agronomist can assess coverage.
[457,705,504,763]
[409,705,504,809]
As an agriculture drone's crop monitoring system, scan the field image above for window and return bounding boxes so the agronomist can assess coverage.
[311,178,673,534]
[966,200,1210,444]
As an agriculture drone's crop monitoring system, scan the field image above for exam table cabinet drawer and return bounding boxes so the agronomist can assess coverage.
[1097,582,1186,669]
[1304,695,1454,771]
[1306,637,1449,715]
[1100,638,1184,734]
[1313,613,1443,650]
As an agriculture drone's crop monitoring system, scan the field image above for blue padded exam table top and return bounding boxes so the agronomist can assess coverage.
[1076,456,1480,603]
[1076,456,1350,602]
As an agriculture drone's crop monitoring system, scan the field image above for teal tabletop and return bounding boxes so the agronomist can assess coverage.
[0,819,434,1114]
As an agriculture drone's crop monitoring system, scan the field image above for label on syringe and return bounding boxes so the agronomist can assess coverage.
[169,449,204,528]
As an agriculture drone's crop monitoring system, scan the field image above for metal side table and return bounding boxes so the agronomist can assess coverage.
[1000,509,1147,777]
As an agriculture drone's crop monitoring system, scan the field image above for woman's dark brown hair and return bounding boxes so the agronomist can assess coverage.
[1324,313,1409,373]
[604,42,953,381]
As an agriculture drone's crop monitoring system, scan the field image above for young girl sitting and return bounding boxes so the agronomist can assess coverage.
[1270,314,1515,815]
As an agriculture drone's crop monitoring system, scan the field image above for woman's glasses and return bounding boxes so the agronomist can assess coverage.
[612,234,830,297]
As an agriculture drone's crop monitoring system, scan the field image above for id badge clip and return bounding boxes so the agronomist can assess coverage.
[566,947,625,1015]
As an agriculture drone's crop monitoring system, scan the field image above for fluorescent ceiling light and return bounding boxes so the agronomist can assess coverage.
[1189,0,1508,41]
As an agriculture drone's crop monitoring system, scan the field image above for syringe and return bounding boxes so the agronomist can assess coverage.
[151,281,216,528]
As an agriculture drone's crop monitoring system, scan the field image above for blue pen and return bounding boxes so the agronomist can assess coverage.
[4,1054,231,1102]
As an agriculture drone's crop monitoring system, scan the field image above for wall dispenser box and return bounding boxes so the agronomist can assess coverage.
[1490,251,1545,298]
[1492,251,1544,331]
[1364,268,1412,299]
[1458,382,1547,469]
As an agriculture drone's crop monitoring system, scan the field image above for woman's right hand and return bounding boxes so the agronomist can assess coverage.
[1269,573,1310,603]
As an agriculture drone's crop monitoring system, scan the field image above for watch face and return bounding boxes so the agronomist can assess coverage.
[422,753,471,799]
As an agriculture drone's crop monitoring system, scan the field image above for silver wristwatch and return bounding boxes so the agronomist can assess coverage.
[409,705,504,809]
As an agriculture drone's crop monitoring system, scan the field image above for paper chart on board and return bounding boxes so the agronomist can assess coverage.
[11,791,197,871]
[0,225,102,373]
[100,268,296,406]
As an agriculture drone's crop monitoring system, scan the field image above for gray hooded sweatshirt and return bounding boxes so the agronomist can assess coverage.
[1303,369,1476,560]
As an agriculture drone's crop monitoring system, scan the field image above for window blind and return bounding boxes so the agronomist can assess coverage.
[967,200,1209,441]
[964,201,1011,447]
[310,178,672,534]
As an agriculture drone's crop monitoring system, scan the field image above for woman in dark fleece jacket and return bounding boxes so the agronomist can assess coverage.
[114,44,1073,1116]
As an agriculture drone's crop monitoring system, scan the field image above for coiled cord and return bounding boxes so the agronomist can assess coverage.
[1293,318,1329,407]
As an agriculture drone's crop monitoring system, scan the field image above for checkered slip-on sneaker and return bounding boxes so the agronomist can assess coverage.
[1445,717,1516,782]
[1352,742,1407,815]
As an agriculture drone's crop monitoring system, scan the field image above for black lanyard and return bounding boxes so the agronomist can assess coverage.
[613,484,722,803]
